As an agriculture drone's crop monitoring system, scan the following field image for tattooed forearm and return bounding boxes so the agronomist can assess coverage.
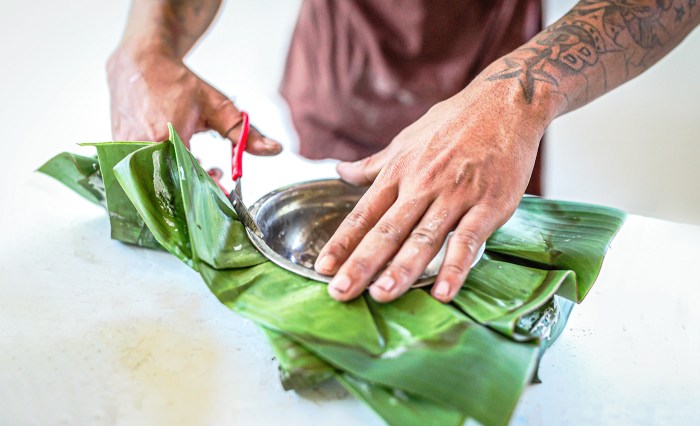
[486,0,700,109]
[161,0,221,51]
[121,0,223,58]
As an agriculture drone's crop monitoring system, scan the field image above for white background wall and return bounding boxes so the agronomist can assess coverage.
[1,0,698,224]
[544,1,700,224]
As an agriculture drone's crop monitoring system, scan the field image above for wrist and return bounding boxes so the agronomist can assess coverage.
[479,57,572,133]
[449,75,556,148]
[116,34,180,60]
[107,37,181,77]
[475,55,570,132]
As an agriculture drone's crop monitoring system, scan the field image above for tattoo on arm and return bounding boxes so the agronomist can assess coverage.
[157,0,222,55]
[487,0,700,106]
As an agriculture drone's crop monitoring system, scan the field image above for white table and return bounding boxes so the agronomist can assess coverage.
[1,145,699,425]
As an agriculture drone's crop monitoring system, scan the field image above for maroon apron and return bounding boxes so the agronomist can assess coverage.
[280,0,544,194]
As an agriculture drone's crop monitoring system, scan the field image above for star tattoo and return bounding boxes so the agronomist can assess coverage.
[675,5,686,22]
[486,50,559,104]
[689,0,696,10]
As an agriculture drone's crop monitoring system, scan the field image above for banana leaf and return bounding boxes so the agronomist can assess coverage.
[452,255,576,339]
[37,152,104,206]
[338,374,465,426]
[112,137,265,269]
[486,198,625,302]
[264,330,466,426]
[262,327,336,390]
[38,125,626,426]
[88,142,163,250]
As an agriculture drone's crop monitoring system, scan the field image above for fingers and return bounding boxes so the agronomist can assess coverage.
[202,86,282,156]
[368,200,462,303]
[325,196,431,301]
[337,148,392,186]
[314,183,398,280]
[228,123,283,156]
[431,204,502,303]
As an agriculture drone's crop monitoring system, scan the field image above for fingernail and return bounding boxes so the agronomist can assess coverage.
[330,274,352,293]
[433,280,451,298]
[316,255,336,274]
[264,141,280,153]
[373,276,396,293]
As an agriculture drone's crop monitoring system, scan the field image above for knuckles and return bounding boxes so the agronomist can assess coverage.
[441,262,467,277]
[387,262,414,282]
[450,229,481,254]
[373,220,403,242]
[344,209,373,231]
[377,160,403,182]
[408,229,439,249]
[345,257,371,276]
[322,240,351,258]
[146,127,169,142]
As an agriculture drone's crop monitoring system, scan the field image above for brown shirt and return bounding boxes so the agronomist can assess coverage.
[280,0,544,193]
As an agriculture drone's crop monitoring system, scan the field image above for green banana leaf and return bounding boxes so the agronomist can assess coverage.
[37,152,104,206]
[264,329,466,426]
[87,142,163,250]
[338,374,466,426]
[486,198,625,302]
[37,144,162,249]
[452,255,576,339]
[38,124,626,426]
[112,136,265,269]
[262,327,337,390]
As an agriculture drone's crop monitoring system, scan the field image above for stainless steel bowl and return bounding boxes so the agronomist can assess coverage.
[246,179,485,287]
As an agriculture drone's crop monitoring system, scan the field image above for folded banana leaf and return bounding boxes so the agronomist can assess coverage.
[265,329,466,425]
[38,125,625,426]
[338,374,466,426]
[486,198,625,302]
[37,152,104,206]
[262,327,336,390]
[452,255,576,340]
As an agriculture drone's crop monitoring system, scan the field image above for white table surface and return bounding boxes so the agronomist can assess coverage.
[1,145,699,426]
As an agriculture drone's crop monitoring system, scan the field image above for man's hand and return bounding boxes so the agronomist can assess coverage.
[314,75,552,303]
[107,43,281,153]
[107,0,281,152]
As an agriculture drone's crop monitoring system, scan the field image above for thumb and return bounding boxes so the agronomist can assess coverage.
[336,148,391,186]
[202,85,282,156]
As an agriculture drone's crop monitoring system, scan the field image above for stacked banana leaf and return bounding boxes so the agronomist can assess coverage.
[39,126,625,426]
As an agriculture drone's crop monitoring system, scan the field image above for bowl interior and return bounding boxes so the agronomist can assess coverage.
[252,180,365,273]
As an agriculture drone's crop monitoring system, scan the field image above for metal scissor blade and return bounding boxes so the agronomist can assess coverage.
[228,189,264,239]
[233,178,242,198]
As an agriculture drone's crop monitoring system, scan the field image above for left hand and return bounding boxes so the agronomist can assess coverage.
[313,75,551,303]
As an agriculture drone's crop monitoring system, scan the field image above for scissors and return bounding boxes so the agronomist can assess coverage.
[226,111,264,238]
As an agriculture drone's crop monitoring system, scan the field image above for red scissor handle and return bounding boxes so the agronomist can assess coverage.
[232,111,250,181]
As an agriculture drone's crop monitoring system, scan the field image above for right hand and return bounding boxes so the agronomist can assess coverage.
[106,42,282,154]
